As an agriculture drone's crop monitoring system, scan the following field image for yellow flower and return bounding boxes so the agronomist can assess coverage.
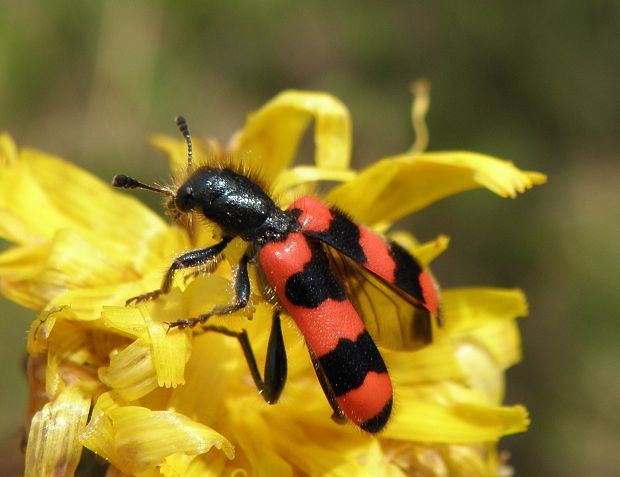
[0,88,545,476]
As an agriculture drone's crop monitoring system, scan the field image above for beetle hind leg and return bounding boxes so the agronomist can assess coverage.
[307,348,347,425]
[198,309,288,404]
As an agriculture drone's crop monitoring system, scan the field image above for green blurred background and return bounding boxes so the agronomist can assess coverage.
[1,1,618,475]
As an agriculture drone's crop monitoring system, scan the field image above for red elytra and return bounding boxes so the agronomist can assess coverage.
[257,196,439,432]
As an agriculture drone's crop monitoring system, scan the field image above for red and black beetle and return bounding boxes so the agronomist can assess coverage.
[112,117,441,433]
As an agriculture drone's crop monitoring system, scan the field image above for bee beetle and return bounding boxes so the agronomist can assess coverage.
[112,116,441,433]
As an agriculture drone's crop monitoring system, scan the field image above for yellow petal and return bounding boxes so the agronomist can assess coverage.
[147,313,192,388]
[176,452,229,477]
[441,287,528,333]
[0,132,18,165]
[166,333,240,425]
[0,157,67,243]
[156,454,191,477]
[83,401,234,475]
[231,90,352,181]
[443,444,497,477]
[21,147,166,254]
[27,306,62,354]
[410,235,450,266]
[388,232,450,266]
[79,392,123,465]
[272,166,356,197]
[454,341,505,405]
[150,134,188,174]
[227,411,294,476]
[98,339,160,401]
[0,243,52,310]
[24,385,91,477]
[324,440,406,477]
[44,318,103,398]
[150,133,223,182]
[0,144,166,251]
[56,279,151,322]
[0,228,149,311]
[385,398,529,443]
[462,319,523,370]
[256,413,358,476]
[328,152,546,226]
[384,341,464,385]
[102,305,149,339]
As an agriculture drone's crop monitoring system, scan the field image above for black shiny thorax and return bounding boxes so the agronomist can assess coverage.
[175,167,299,244]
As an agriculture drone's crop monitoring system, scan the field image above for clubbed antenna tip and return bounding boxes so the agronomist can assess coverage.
[111,174,175,198]
[112,174,135,188]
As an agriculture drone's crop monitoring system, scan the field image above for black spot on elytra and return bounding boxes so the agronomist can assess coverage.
[360,399,392,433]
[318,331,388,397]
[312,209,366,263]
[285,241,346,308]
[389,241,424,302]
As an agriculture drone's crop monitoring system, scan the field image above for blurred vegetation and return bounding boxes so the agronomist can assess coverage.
[1,1,619,476]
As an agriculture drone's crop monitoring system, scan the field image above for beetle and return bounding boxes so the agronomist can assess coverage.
[112,116,441,433]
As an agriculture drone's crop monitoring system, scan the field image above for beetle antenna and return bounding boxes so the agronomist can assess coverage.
[174,115,195,239]
[111,174,175,198]
[175,115,193,173]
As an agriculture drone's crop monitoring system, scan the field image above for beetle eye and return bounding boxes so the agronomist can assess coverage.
[175,185,194,212]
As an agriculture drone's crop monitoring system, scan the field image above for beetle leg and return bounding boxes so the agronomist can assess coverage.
[167,253,251,328]
[307,348,347,424]
[198,309,287,404]
[126,237,232,305]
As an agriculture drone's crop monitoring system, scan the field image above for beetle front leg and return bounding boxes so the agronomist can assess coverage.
[167,253,251,328]
[126,237,232,305]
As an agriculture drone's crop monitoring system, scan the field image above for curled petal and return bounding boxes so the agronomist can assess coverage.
[24,385,91,477]
[231,90,352,181]
[98,339,160,401]
[328,152,546,226]
[273,166,355,198]
[81,395,234,475]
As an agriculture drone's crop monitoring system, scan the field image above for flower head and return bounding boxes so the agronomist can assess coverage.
[0,88,545,476]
